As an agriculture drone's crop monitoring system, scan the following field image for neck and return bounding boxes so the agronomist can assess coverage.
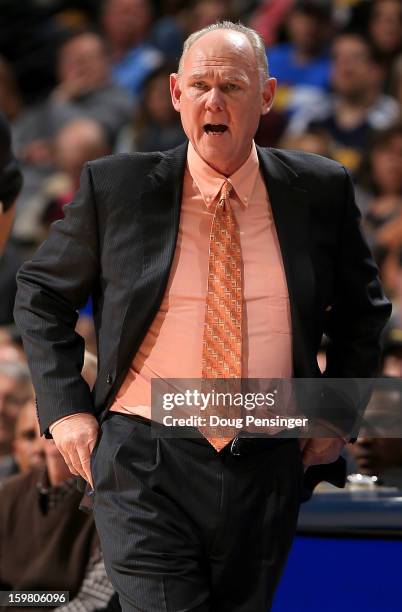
[202,145,253,177]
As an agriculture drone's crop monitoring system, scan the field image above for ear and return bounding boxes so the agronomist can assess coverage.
[261,77,277,116]
[170,73,181,112]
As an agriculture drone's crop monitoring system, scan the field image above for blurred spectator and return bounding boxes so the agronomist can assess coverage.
[15,29,132,150]
[250,0,295,47]
[115,64,186,153]
[150,0,236,68]
[13,118,111,246]
[10,29,132,243]
[356,125,402,294]
[266,1,333,117]
[279,127,335,157]
[356,124,402,244]
[0,437,115,610]
[0,361,32,482]
[347,386,402,488]
[12,399,45,474]
[287,30,400,172]
[101,0,162,98]
[0,329,26,364]
[369,0,402,82]
[33,118,111,240]
[0,110,23,255]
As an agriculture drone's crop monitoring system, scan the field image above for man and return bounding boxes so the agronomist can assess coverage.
[287,30,400,172]
[101,0,162,98]
[12,398,45,474]
[0,361,32,483]
[266,0,333,114]
[14,22,391,611]
[0,435,115,611]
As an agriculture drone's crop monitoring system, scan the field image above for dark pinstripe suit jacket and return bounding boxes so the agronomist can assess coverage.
[14,141,391,499]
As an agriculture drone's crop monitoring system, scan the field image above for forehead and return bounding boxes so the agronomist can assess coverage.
[61,35,103,59]
[333,36,370,57]
[183,30,256,76]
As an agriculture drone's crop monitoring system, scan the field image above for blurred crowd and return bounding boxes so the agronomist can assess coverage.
[0,0,402,606]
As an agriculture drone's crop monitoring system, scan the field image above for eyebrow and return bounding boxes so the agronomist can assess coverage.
[187,72,250,84]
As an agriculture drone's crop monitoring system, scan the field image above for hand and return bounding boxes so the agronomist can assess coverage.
[52,76,94,102]
[50,413,99,487]
[299,437,345,471]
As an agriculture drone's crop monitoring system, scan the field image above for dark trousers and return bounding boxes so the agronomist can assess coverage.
[91,412,304,612]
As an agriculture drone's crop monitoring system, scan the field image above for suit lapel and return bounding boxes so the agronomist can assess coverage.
[116,142,188,375]
[257,146,315,376]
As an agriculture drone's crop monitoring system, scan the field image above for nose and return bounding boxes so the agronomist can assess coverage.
[205,87,224,112]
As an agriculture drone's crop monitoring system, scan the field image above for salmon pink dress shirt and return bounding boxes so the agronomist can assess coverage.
[108,141,292,419]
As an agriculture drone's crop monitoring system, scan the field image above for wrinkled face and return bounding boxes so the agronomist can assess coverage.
[170,30,275,176]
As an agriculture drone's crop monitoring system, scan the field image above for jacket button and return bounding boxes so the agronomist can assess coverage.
[106,374,113,384]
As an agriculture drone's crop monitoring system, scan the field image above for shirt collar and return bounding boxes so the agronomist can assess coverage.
[186,141,260,209]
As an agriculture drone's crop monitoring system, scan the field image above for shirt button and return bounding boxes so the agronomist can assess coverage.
[106,374,113,384]
[244,196,248,202]
[206,196,211,202]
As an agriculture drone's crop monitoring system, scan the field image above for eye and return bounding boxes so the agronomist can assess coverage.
[222,83,240,92]
[192,81,207,89]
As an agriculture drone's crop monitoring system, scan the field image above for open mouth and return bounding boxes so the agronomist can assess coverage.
[203,124,228,135]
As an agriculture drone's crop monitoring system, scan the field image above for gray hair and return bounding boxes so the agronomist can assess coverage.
[178,21,269,89]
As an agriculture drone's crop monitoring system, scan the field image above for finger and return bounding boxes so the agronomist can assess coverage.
[77,446,94,488]
[80,453,94,489]
[68,449,90,483]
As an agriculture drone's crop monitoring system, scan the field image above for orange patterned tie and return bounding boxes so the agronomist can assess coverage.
[201,180,243,451]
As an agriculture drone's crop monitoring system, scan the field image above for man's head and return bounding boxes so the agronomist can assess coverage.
[13,399,44,472]
[170,22,276,176]
[0,362,32,456]
[102,0,152,52]
[331,32,385,102]
[369,0,402,56]
[287,1,332,57]
[55,119,111,188]
[57,30,110,92]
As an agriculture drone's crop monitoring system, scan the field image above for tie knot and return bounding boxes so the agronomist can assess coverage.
[220,181,232,201]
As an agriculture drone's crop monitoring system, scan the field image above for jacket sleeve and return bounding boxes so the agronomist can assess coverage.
[14,163,99,436]
[322,165,392,438]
